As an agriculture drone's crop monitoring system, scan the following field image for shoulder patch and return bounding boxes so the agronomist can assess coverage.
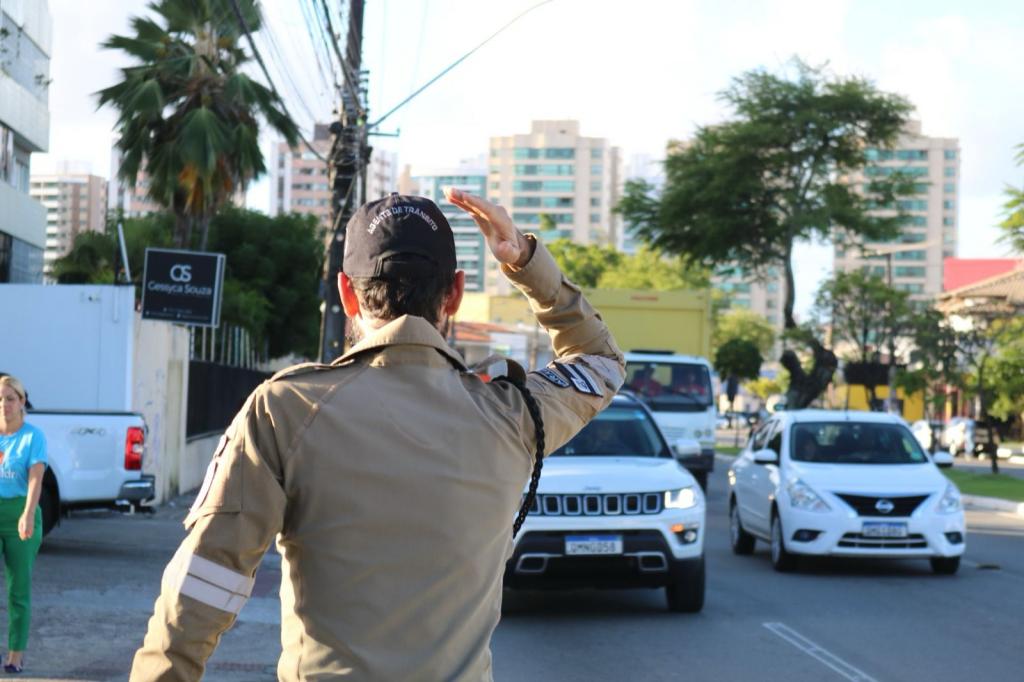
[553,362,604,397]
[536,367,570,388]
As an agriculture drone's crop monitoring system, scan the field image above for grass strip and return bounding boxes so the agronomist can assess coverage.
[943,468,1024,503]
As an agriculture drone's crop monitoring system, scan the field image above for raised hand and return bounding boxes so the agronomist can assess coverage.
[444,187,533,267]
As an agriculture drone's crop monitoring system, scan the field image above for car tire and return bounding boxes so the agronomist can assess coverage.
[693,471,708,492]
[40,481,59,536]
[729,499,756,555]
[770,513,798,572]
[930,556,960,575]
[666,557,705,613]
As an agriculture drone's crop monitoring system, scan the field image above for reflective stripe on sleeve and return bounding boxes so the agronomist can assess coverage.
[161,544,255,615]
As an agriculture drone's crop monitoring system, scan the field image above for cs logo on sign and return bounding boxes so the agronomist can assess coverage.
[170,264,193,283]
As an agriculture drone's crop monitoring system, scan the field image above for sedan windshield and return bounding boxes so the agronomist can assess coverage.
[552,406,669,458]
[791,422,929,465]
[624,361,713,413]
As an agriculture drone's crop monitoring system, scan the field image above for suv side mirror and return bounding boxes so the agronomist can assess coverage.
[752,448,779,465]
[932,451,954,468]
[673,438,701,460]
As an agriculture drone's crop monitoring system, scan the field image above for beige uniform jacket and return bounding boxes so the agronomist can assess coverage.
[131,239,624,681]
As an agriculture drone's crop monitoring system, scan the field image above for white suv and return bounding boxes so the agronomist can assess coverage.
[505,394,707,612]
[728,410,965,574]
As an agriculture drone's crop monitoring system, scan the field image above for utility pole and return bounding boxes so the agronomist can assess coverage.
[319,0,368,363]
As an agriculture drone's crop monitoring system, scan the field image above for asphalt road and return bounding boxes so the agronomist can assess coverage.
[14,464,1024,681]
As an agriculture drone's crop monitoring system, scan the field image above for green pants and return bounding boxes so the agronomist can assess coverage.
[0,498,41,651]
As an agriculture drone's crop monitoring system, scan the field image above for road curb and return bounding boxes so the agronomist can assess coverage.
[962,494,1024,517]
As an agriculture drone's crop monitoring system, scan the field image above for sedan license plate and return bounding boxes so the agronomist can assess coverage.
[565,535,623,555]
[862,522,908,538]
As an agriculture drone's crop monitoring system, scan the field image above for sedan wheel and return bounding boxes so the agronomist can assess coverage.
[770,514,797,572]
[729,501,756,555]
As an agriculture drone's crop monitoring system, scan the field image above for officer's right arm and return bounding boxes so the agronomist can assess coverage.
[445,187,625,452]
[130,387,287,682]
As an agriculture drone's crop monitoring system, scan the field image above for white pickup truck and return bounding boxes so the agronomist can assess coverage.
[26,411,155,535]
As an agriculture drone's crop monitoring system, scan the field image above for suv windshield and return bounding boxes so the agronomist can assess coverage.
[552,406,670,458]
[624,361,713,413]
[791,422,929,465]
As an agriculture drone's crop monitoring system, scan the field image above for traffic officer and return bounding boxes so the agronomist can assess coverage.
[130,188,625,681]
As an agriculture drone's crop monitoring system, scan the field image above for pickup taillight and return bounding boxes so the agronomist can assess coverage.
[125,426,145,471]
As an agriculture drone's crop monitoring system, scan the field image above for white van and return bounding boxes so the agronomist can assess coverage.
[623,351,717,489]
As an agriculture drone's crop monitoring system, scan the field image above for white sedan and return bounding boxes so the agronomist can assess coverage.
[728,410,965,574]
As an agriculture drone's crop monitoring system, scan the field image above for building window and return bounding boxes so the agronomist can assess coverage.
[513,148,575,159]
[944,150,957,160]
[590,197,600,207]
[590,180,601,191]
[865,166,929,177]
[864,149,928,161]
[591,148,603,159]
[896,199,928,211]
[944,183,955,193]
[512,180,575,193]
[894,250,926,261]
[0,12,51,102]
[511,212,573,224]
[901,215,927,226]
[512,196,573,208]
[943,200,955,210]
[591,164,603,175]
[590,213,600,224]
[944,167,955,177]
[514,164,574,176]
[489,181,499,190]
[894,266,926,278]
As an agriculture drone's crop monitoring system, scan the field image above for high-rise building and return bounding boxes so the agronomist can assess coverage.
[109,147,163,217]
[835,121,960,301]
[619,153,664,254]
[410,164,488,292]
[0,1,52,283]
[487,120,621,292]
[270,124,398,230]
[30,170,108,279]
[712,266,788,330]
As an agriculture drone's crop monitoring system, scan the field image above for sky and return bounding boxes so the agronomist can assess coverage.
[33,0,1024,314]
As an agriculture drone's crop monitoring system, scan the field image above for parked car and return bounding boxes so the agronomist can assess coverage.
[727,410,964,575]
[28,410,155,535]
[505,393,707,612]
[942,418,975,456]
[910,420,945,453]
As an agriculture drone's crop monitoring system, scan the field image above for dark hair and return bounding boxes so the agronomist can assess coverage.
[350,270,456,326]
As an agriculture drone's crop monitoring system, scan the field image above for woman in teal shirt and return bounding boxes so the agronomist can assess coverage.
[0,375,46,674]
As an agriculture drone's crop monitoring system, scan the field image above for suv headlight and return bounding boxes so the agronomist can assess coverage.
[787,478,831,512]
[938,482,962,514]
[665,487,698,510]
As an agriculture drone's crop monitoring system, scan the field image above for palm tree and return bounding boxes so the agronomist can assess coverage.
[97,0,300,249]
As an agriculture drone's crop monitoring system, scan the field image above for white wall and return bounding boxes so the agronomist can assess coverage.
[132,316,189,504]
[1,284,135,410]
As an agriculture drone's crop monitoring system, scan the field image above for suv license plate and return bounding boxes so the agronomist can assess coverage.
[862,522,908,538]
[565,535,623,555]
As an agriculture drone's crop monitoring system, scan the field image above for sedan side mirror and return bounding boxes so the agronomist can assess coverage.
[752,448,779,465]
[673,438,702,460]
[932,451,954,468]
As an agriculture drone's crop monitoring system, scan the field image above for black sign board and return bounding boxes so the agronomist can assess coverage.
[141,248,226,327]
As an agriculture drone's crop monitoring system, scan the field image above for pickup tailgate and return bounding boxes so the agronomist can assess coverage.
[29,411,151,504]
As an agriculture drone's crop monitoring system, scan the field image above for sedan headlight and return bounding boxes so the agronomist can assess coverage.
[665,487,698,510]
[938,482,962,514]
[787,478,830,512]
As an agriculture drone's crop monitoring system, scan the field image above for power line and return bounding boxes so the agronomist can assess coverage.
[255,3,323,125]
[228,0,327,162]
[297,0,336,98]
[370,0,554,129]
[319,0,366,119]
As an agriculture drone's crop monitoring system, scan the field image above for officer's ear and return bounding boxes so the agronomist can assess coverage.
[443,270,466,318]
[339,273,361,319]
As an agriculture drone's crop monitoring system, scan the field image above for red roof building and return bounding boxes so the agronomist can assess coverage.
[943,258,1021,292]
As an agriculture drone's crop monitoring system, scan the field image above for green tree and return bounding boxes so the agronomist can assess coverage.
[598,247,709,290]
[97,0,300,249]
[51,209,323,359]
[713,308,776,357]
[547,239,622,287]
[618,59,914,408]
[986,319,1024,432]
[998,143,1024,253]
[714,339,763,385]
[898,307,961,421]
[813,270,913,363]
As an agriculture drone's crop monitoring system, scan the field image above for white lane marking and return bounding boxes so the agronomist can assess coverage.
[763,622,879,682]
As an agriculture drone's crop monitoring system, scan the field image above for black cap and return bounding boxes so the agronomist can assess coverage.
[343,193,457,278]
